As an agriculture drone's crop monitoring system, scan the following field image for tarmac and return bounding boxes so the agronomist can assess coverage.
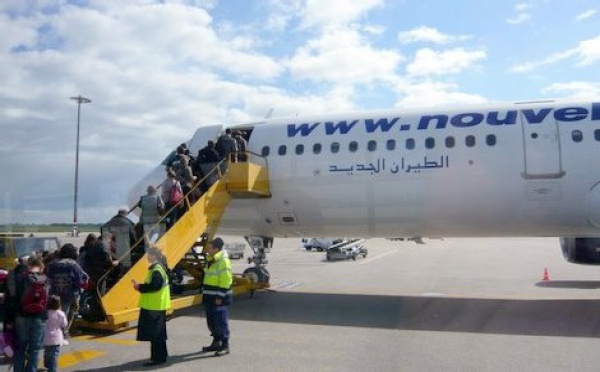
[15,236,600,371]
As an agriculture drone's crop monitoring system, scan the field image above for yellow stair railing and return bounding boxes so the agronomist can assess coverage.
[88,153,270,328]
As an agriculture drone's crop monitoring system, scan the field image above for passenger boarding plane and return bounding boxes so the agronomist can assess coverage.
[129,98,600,266]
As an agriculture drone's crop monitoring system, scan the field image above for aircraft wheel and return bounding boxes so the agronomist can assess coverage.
[243,267,270,285]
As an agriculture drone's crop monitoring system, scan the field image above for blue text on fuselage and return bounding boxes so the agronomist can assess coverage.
[287,103,600,137]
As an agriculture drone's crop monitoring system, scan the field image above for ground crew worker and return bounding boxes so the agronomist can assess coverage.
[132,247,171,366]
[201,237,233,355]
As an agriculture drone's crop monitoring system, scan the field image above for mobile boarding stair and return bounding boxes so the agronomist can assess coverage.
[80,154,270,330]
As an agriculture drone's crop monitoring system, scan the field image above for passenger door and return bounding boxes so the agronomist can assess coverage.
[520,110,565,179]
[188,124,223,154]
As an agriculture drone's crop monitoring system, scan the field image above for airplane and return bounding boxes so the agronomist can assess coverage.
[128,98,600,267]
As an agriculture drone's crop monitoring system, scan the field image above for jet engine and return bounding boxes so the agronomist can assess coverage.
[560,237,600,265]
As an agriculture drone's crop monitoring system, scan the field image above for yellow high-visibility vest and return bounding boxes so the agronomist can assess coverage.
[203,251,233,291]
[139,264,171,311]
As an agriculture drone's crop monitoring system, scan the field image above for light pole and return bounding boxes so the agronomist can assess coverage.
[70,95,91,237]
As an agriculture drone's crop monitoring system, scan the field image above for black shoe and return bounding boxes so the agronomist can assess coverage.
[214,346,230,356]
[143,360,166,367]
[202,340,221,352]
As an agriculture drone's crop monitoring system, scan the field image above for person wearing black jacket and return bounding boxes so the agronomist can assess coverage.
[195,140,222,194]
[132,247,171,366]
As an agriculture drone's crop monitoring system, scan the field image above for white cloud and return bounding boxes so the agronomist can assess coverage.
[0,2,291,223]
[394,82,487,108]
[398,26,469,45]
[510,50,576,73]
[406,48,486,76]
[510,35,600,73]
[287,26,403,84]
[300,0,383,28]
[515,3,530,12]
[541,81,600,98]
[576,9,597,21]
[82,4,282,80]
[362,24,385,35]
[264,0,303,31]
[0,12,38,52]
[507,2,531,24]
[228,85,357,123]
[506,13,530,24]
[577,35,600,65]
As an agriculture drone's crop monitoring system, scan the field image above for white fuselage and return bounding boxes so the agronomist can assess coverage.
[130,99,600,239]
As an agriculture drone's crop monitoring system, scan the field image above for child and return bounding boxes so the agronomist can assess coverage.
[43,295,68,372]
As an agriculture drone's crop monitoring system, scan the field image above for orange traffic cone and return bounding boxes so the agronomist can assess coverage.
[542,267,550,281]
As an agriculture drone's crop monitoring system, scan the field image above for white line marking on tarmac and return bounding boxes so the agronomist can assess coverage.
[421,292,445,297]
[269,262,327,266]
[270,281,303,290]
[358,249,398,265]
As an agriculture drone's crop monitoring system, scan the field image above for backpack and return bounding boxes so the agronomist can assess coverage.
[169,183,183,205]
[20,273,48,315]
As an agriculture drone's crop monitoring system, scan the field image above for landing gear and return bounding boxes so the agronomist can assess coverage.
[243,236,272,295]
[243,266,270,286]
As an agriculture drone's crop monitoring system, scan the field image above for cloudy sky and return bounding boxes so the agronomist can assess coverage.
[1,0,599,225]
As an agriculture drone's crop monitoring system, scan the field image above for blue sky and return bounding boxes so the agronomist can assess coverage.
[0,0,599,224]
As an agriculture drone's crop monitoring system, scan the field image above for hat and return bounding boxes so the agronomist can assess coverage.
[210,238,224,250]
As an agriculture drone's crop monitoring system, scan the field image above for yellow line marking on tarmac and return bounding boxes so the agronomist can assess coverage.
[57,349,105,369]
[73,334,140,346]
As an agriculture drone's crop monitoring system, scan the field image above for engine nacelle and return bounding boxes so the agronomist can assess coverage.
[560,237,600,265]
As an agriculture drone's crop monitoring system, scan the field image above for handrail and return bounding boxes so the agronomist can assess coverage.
[95,157,228,302]
[93,150,270,319]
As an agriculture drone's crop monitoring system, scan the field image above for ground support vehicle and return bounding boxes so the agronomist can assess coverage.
[224,242,246,259]
[0,234,61,270]
[325,239,368,261]
[303,238,345,251]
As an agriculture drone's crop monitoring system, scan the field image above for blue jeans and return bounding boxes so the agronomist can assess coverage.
[44,345,60,372]
[15,316,46,372]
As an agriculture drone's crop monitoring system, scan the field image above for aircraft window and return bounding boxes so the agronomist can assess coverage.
[425,137,435,149]
[261,146,270,157]
[278,145,287,156]
[295,144,304,155]
[595,129,600,141]
[349,141,358,152]
[331,142,340,154]
[465,135,476,147]
[367,140,377,152]
[313,143,322,154]
[486,134,497,146]
[386,139,396,151]
[406,138,415,150]
[445,136,455,148]
[572,130,583,143]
